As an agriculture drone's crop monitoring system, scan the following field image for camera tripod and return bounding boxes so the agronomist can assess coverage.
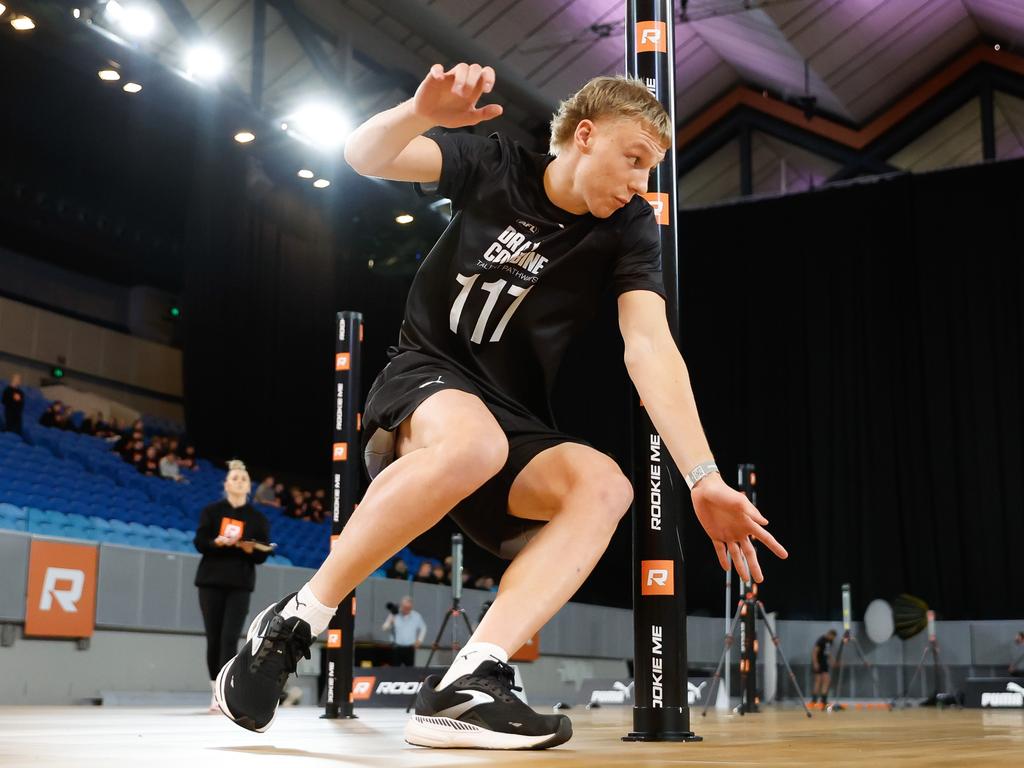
[405,534,475,713]
[827,629,878,709]
[702,589,812,718]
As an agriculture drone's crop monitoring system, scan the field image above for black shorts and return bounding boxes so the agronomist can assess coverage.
[362,351,587,559]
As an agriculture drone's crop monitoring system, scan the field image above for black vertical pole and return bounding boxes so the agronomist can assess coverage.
[624,0,700,743]
[739,123,753,197]
[323,311,362,719]
[980,77,995,161]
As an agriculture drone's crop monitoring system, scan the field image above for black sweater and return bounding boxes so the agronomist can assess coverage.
[193,499,271,591]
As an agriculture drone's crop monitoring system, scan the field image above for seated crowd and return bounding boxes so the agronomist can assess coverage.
[385,556,497,592]
[251,476,329,523]
[14,375,493,574]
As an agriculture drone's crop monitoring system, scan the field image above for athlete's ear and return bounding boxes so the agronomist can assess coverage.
[574,119,596,154]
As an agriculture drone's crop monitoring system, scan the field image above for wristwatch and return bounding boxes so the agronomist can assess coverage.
[684,461,719,490]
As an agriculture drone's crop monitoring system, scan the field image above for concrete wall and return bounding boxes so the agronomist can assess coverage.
[0,294,185,421]
[0,531,1019,705]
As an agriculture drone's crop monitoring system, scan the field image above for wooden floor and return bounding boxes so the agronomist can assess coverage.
[1,704,1021,767]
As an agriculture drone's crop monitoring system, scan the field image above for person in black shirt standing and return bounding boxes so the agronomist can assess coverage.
[217,63,788,748]
[811,629,837,707]
[194,459,271,712]
[2,373,24,436]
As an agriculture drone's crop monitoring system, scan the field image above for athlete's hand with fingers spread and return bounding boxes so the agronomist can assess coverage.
[413,62,504,128]
[690,473,788,583]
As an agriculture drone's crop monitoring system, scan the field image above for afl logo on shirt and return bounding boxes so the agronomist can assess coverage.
[515,218,539,235]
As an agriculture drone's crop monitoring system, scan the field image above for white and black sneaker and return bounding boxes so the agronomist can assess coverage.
[214,593,313,732]
[405,659,572,749]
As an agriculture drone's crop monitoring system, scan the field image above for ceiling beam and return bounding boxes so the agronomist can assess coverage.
[372,0,557,121]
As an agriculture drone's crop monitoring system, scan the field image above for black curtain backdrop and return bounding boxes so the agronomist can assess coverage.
[653,158,1024,620]
[181,121,338,480]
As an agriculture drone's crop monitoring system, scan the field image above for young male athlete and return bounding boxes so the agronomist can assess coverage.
[215,62,788,749]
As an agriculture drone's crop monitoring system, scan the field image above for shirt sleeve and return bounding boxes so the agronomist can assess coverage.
[612,202,667,299]
[419,131,506,210]
[193,505,218,554]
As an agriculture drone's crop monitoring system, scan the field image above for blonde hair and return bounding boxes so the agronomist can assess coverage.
[549,76,671,156]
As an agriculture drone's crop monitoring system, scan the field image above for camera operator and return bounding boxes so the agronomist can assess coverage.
[381,596,426,667]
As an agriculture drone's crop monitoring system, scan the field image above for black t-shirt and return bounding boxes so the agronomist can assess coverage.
[400,132,666,426]
[193,499,271,591]
[2,386,24,415]
[814,635,833,664]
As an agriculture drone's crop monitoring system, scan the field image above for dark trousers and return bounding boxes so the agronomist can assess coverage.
[3,410,21,435]
[198,586,251,680]
[391,644,416,667]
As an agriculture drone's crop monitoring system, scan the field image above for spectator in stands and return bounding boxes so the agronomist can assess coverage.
[308,490,327,523]
[179,445,199,472]
[431,563,447,585]
[39,401,62,428]
[54,404,74,431]
[159,451,186,483]
[413,561,436,584]
[474,575,496,591]
[284,487,307,519]
[140,446,160,476]
[386,558,409,580]
[273,482,286,505]
[78,411,105,436]
[193,459,271,712]
[381,596,426,667]
[2,373,25,435]
[253,476,278,506]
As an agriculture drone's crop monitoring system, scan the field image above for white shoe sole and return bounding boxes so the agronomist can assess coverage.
[404,715,571,750]
[213,601,280,733]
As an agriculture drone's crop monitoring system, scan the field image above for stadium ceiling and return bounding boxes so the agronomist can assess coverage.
[21,0,1024,205]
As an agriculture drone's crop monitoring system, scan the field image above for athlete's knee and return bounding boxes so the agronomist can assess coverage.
[571,457,633,526]
[442,428,508,488]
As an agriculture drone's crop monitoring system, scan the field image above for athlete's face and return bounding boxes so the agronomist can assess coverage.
[574,117,666,218]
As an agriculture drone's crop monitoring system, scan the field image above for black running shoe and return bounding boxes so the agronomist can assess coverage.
[405,660,572,749]
[215,594,312,732]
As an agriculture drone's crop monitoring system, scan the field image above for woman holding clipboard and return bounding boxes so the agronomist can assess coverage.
[194,459,272,711]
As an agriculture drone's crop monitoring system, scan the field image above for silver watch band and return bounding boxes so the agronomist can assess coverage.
[684,461,719,490]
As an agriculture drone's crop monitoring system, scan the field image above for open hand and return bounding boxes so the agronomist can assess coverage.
[691,474,787,582]
[413,63,504,128]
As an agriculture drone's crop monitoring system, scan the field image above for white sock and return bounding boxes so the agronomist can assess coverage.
[437,642,509,689]
[278,583,336,637]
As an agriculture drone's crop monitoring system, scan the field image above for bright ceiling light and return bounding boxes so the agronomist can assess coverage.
[234,131,255,144]
[73,8,80,19]
[123,82,142,93]
[185,45,226,80]
[11,15,35,30]
[0,5,7,18]
[290,103,350,150]
[313,179,331,189]
[395,214,414,225]
[297,169,314,179]
[98,69,121,81]
[119,5,156,38]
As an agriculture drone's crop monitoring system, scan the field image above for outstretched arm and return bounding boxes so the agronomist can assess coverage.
[344,63,503,181]
[618,289,788,582]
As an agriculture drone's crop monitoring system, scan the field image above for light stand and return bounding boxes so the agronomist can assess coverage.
[406,533,475,713]
[828,583,877,710]
[702,581,812,718]
[892,610,951,707]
